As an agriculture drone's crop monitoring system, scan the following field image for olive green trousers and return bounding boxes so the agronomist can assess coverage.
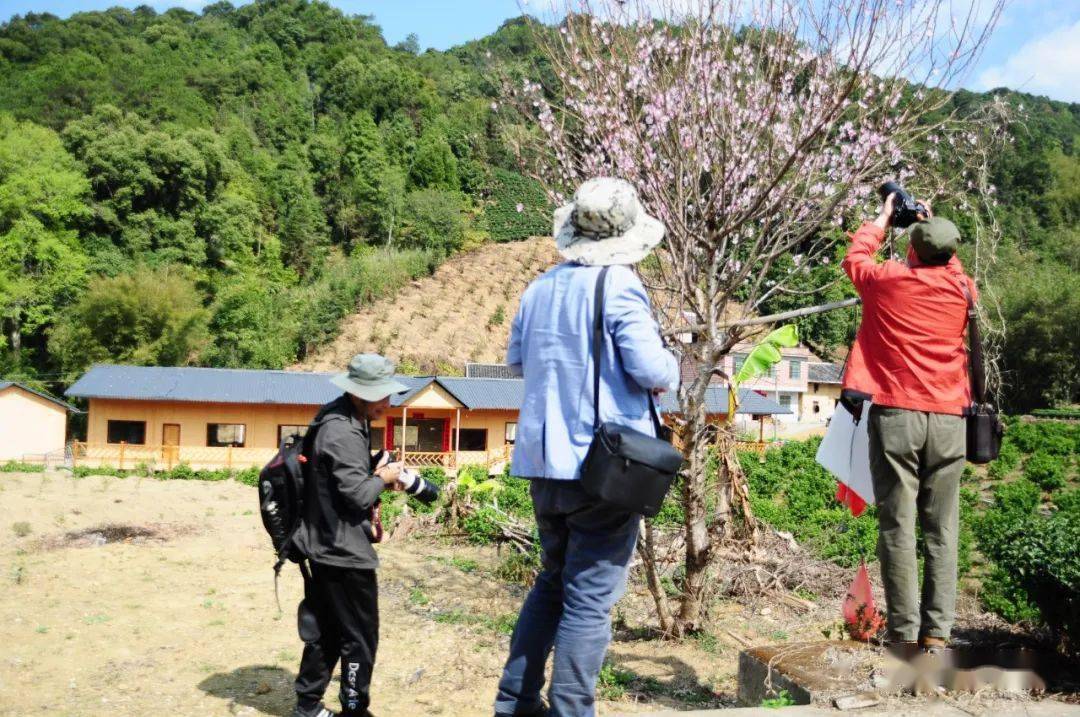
[868,405,966,643]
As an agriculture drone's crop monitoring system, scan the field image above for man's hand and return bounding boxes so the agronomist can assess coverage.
[916,198,933,221]
[376,461,403,490]
[872,192,897,230]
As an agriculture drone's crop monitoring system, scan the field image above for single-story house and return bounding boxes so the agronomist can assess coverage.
[803,362,843,423]
[0,380,78,463]
[65,364,789,471]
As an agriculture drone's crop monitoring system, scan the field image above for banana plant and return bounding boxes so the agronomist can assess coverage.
[727,324,799,420]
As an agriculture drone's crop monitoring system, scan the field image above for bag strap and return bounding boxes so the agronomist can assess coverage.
[961,281,987,406]
[591,267,665,435]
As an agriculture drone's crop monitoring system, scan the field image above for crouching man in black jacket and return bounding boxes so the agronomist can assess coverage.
[290,354,409,717]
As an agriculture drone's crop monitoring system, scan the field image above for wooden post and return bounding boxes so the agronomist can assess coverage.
[119,441,126,470]
[400,407,408,467]
[71,442,79,469]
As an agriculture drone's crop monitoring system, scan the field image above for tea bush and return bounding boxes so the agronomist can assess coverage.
[976,478,1080,653]
[741,438,879,567]
[482,168,551,243]
[1023,451,1067,490]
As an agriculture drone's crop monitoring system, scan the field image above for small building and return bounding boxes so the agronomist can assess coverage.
[66,364,790,471]
[804,362,843,423]
[0,380,77,463]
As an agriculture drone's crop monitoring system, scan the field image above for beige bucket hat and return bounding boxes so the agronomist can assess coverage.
[554,177,665,266]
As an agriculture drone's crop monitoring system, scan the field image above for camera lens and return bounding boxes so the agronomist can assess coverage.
[400,469,440,505]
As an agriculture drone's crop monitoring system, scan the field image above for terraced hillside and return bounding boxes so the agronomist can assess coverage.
[298,238,561,375]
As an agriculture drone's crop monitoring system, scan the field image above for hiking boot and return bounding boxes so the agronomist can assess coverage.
[292,703,338,717]
[884,640,920,661]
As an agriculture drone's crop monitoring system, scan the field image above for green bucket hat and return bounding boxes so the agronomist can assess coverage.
[909,216,960,266]
[330,353,409,402]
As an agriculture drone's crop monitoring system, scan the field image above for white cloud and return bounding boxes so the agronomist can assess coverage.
[976,19,1080,102]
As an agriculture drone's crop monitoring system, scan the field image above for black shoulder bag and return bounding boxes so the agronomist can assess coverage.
[962,284,1003,463]
[579,267,685,517]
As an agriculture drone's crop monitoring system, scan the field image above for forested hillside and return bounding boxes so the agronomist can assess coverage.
[0,1,549,386]
[0,0,1077,411]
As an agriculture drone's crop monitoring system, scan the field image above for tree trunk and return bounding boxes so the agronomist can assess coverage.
[637,519,674,635]
[675,402,712,636]
[8,318,20,357]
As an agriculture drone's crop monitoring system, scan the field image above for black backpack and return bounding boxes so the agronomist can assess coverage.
[258,419,325,576]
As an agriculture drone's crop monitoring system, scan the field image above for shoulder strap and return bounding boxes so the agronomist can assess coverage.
[591,267,664,434]
[592,267,611,431]
[961,281,987,406]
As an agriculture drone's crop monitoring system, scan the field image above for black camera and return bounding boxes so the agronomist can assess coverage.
[878,181,929,229]
[399,467,441,504]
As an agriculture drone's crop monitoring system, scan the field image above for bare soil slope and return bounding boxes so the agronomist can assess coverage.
[298,238,560,375]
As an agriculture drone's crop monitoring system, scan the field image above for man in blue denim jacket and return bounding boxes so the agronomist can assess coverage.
[494,178,679,717]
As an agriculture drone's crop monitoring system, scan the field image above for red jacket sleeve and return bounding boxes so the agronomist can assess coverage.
[842,222,886,293]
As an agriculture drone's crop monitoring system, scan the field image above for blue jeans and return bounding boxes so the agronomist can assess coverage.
[494,479,640,717]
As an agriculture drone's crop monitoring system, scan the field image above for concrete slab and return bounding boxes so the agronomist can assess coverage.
[615,699,1080,716]
[736,641,879,706]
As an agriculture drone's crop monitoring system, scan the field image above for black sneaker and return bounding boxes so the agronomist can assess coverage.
[495,704,549,717]
[293,704,338,717]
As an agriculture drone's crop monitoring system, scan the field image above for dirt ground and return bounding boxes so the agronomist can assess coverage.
[2,470,826,717]
[6,472,1069,717]
[298,237,561,375]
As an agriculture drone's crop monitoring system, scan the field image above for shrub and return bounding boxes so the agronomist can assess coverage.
[400,189,466,254]
[495,549,541,585]
[1031,408,1080,420]
[1023,451,1066,490]
[977,479,1080,653]
[988,440,1021,479]
[740,437,879,566]
[234,467,260,487]
[1,461,44,473]
[1008,421,1079,456]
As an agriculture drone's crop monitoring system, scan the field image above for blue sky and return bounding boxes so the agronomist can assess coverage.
[4,0,1079,102]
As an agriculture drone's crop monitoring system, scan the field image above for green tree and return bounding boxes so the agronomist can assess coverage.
[340,111,402,244]
[274,146,329,276]
[400,189,465,254]
[997,257,1080,411]
[0,115,90,358]
[203,275,298,368]
[49,267,209,380]
[409,128,459,191]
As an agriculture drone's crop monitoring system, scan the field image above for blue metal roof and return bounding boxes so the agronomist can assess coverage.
[67,365,343,406]
[1,380,78,412]
[438,377,524,410]
[658,387,791,416]
[65,365,790,416]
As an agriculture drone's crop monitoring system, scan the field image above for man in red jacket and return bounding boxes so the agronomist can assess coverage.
[842,193,974,654]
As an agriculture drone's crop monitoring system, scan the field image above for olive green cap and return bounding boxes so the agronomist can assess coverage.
[909,216,960,266]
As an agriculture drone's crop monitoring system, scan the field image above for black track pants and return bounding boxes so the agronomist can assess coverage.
[294,563,379,716]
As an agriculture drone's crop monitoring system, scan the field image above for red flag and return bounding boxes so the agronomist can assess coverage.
[836,483,867,517]
[842,560,885,641]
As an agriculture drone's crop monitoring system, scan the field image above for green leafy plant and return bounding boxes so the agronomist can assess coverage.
[761,689,796,708]
[597,661,636,700]
[1023,450,1067,490]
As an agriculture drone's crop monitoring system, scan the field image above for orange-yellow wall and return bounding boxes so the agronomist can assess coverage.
[87,399,323,448]
[0,387,68,460]
[86,398,519,451]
